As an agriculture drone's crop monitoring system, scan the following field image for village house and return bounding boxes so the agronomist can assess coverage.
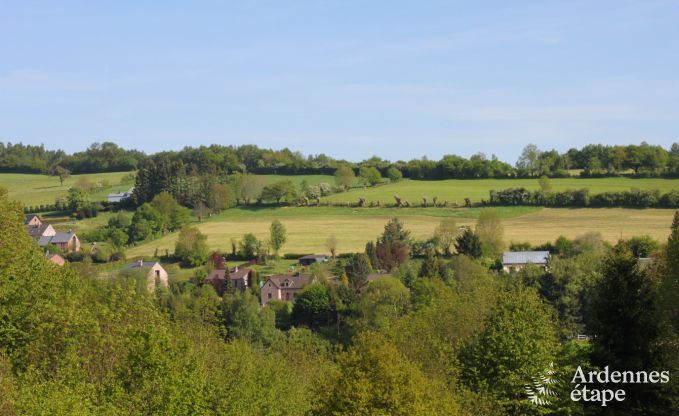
[38,230,81,253]
[502,251,550,272]
[260,273,312,305]
[46,252,66,266]
[25,214,42,227]
[298,254,329,266]
[107,187,134,203]
[25,214,56,240]
[25,214,80,253]
[125,260,169,292]
[205,266,251,296]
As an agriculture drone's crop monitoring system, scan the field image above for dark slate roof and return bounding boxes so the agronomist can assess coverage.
[26,223,51,238]
[230,267,250,281]
[37,235,53,247]
[127,260,160,269]
[268,274,312,289]
[50,231,76,244]
[206,267,250,282]
[502,251,550,265]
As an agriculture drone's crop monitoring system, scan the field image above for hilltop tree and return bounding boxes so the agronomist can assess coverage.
[517,144,541,176]
[269,220,287,257]
[52,165,70,186]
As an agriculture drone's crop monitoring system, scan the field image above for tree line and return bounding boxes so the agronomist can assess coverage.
[490,187,679,208]
[4,140,679,180]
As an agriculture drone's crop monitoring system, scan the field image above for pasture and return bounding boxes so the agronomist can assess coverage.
[0,171,133,207]
[125,206,678,258]
[323,177,679,205]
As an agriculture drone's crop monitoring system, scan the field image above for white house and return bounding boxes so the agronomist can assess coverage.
[502,251,550,272]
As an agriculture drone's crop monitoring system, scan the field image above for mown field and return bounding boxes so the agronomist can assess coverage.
[262,174,334,186]
[324,177,679,205]
[125,206,678,258]
[0,172,133,207]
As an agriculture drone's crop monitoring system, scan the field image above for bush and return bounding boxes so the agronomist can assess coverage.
[92,245,113,263]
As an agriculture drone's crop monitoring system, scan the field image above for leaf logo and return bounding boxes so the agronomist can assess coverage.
[525,362,560,407]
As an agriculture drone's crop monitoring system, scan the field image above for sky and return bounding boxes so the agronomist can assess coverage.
[1,0,678,163]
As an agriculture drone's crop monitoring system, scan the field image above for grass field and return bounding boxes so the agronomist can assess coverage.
[1,172,330,207]
[125,206,678,258]
[324,177,679,205]
[262,174,334,186]
[0,172,133,207]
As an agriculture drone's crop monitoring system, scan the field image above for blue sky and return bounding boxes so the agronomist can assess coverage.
[1,0,678,162]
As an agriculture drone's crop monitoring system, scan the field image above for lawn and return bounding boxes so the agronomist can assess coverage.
[323,177,679,205]
[0,171,134,207]
[125,206,679,258]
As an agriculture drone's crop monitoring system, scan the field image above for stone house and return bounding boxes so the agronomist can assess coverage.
[205,266,251,296]
[126,260,169,291]
[260,274,312,305]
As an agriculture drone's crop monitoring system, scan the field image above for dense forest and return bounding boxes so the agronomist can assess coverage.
[2,186,679,415]
[2,140,679,179]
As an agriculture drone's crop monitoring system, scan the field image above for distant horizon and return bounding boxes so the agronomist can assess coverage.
[2,1,678,162]
[2,138,678,165]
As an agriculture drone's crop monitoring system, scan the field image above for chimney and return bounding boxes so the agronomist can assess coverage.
[139,259,143,267]
[234,266,238,272]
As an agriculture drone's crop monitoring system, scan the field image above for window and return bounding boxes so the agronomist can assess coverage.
[285,293,290,301]
[268,293,272,299]
[155,270,160,278]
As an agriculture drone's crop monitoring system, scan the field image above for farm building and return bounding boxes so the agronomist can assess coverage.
[126,260,169,291]
[502,251,550,272]
[298,254,329,266]
[107,188,134,203]
[205,266,251,296]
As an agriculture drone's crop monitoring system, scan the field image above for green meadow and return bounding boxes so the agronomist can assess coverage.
[324,177,679,205]
[0,171,133,207]
[125,206,677,258]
